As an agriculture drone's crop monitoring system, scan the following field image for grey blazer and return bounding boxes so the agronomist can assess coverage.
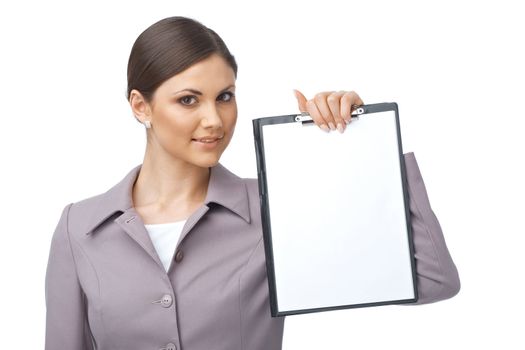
[45,152,460,350]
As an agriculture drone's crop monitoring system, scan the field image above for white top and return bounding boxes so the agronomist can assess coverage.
[144,220,187,272]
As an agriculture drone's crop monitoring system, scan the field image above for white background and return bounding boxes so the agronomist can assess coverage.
[1,0,523,348]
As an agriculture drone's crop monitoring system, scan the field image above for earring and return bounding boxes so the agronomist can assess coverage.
[144,120,152,129]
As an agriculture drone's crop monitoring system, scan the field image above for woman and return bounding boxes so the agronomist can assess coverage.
[45,16,460,350]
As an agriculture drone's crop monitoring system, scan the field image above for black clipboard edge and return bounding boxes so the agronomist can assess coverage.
[393,103,420,307]
[252,115,289,317]
[252,102,419,317]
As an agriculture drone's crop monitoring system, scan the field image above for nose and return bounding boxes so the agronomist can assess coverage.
[201,102,223,129]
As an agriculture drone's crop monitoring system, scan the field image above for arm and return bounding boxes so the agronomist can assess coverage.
[402,152,461,305]
[45,203,94,349]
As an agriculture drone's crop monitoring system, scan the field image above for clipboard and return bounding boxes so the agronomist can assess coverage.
[252,102,418,317]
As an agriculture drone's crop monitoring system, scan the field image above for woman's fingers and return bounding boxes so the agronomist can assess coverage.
[312,91,338,131]
[341,91,364,124]
[294,89,364,133]
[326,91,348,132]
[293,89,308,113]
[306,99,330,132]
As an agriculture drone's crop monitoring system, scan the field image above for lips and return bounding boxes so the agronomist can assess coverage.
[192,134,224,143]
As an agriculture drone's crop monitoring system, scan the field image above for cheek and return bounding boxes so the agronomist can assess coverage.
[223,115,237,147]
[156,111,196,143]
[225,107,238,129]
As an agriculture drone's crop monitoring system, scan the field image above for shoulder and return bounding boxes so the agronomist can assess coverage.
[237,174,260,203]
[60,190,111,237]
[69,190,108,214]
[242,177,259,194]
[215,162,260,199]
[57,164,141,236]
[237,176,262,222]
[49,191,109,257]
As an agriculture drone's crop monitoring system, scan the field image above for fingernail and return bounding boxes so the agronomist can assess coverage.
[337,123,344,133]
[320,124,330,132]
[328,122,336,131]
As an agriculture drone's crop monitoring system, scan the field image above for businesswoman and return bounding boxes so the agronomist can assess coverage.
[45,16,460,350]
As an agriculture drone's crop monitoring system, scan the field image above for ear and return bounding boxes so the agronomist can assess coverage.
[129,89,152,124]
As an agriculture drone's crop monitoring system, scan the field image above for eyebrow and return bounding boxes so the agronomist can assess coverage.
[172,84,235,96]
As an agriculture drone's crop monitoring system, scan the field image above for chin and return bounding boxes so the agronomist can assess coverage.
[193,155,222,168]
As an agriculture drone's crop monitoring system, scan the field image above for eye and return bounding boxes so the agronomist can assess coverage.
[177,92,235,106]
[178,95,197,106]
[218,92,235,102]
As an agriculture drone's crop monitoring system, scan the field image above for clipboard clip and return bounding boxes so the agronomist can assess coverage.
[294,105,365,122]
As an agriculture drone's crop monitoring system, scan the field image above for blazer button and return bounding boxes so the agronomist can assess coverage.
[163,343,177,350]
[160,294,173,308]
[174,249,184,263]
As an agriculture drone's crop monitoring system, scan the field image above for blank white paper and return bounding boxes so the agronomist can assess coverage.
[261,110,415,313]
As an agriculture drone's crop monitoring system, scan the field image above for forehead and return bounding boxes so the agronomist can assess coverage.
[159,54,236,93]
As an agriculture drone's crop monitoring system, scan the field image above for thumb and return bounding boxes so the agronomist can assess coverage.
[293,89,308,113]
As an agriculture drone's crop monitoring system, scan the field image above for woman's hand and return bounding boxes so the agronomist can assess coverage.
[293,89,364,133]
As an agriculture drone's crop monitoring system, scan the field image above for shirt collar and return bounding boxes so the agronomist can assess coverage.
[83,162,251,235]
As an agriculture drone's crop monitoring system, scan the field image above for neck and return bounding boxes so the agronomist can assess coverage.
[132,149,211,211]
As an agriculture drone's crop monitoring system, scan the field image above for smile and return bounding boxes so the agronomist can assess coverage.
[192,134,224,143]
[195,139,219,143]
[191,135,224,149]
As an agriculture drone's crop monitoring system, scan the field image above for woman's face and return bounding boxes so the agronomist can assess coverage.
[133,53,237,168]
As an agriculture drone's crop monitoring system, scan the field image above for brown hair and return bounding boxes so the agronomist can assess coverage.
[126,16,238,106]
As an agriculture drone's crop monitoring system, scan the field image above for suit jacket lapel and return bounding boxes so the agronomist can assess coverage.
[82,162,251,271]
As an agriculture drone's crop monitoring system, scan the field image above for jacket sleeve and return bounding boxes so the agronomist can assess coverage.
[402,152,461,305]
[45,203,94,349]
